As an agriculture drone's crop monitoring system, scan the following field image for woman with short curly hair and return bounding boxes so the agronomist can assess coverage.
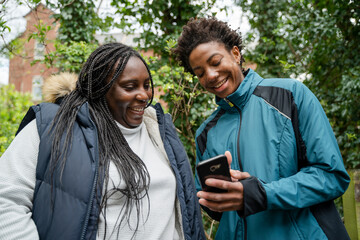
[172,17,245,75]
[172,17,350,240]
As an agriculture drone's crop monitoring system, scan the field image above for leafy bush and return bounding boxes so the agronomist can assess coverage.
[147,40,217,170]
[237,0,360,169]
[0,84,33,156]
[32,40,98,73]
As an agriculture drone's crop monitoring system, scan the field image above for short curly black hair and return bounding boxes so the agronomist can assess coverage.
[172,16,244,75]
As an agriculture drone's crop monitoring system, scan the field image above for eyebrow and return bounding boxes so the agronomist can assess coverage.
[192,53,222,72]
[122,77,150,84]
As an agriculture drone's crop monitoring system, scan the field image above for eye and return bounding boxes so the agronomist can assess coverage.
[213,61,221,66]
[122,83,137,91]
[144,80,151,90]
[194,70,204,78]
[210,56,222,66]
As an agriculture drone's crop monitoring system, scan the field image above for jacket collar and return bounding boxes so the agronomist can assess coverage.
[77,102,96,129]
[216,69,263,111]
[143,103,170,163]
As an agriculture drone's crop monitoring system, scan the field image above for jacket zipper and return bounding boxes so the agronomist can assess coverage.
[224,98,243,171]
[81,130,99,240]
[81,170,98,240]
[225,97,247,240]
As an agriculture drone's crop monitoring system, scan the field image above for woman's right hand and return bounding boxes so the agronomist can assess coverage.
[196,151,251,212]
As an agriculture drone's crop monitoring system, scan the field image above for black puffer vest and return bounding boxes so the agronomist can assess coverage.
[19,102,101,240]
[17,102,205,240]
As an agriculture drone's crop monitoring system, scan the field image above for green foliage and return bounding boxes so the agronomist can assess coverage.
[17,1,101,73]
[327,67,360,168]
[201,210,219,239]
[0,17,11,37]
[0,85,33,156]
[148,39,217,169]
[110,0,216,59]
[40,40,98,73]
[25,14,98,73]
[0,0,43,57]
[27,20,52,43]
[237,0,360,168]
[45,0,109,43]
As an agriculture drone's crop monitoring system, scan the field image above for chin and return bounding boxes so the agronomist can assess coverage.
[128,120,143,128]
[215,92,228,99]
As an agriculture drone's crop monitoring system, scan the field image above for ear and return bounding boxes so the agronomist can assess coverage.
[231,46,241,64]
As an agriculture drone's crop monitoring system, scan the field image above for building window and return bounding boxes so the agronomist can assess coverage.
[32,75,43,101]
[34,40,45,60]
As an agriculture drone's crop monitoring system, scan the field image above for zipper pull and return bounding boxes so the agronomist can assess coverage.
[224,98,234,107]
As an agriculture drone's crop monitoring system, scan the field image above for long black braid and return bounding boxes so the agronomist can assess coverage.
[49,42,154,239]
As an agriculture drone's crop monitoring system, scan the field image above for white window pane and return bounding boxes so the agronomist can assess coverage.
[32,76,43,101]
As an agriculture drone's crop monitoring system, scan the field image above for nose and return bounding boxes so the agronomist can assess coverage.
[205,68,218,83]
[136,88,150,102]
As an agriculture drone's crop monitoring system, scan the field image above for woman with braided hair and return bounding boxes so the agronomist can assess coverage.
[0,42,205,240]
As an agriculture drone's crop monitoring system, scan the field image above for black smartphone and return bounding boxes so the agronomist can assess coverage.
[196,154,231,193]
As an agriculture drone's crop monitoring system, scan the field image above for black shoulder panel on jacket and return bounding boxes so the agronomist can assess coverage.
[253,85,308,170]
[253,86,292,118]
[310,200,350,240]
[196,109,226,156]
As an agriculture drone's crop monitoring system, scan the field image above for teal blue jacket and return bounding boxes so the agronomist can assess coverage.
[195,69,350,240]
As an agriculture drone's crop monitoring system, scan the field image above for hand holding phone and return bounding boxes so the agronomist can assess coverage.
[196,154,231,193]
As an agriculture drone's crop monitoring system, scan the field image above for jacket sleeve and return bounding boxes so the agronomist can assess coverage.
[0,119,40,240]
[261,82,350,211]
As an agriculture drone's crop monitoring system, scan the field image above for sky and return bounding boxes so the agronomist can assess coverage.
[0,2,28,85]
[0,0,250,85]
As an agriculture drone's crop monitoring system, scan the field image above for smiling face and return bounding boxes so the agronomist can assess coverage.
[105,56,152,128]
[189,41,244,99]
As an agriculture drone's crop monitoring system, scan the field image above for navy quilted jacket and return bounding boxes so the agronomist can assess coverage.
[19,102,204,240]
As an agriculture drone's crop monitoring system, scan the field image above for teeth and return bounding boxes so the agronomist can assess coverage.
[214,78,227,89]
[131,107,144,112]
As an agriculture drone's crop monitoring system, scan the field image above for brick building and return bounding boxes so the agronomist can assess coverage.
[9,4,59,101]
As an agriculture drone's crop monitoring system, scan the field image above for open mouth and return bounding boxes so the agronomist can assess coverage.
[130,107,145,112]
[214,77,228,89]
